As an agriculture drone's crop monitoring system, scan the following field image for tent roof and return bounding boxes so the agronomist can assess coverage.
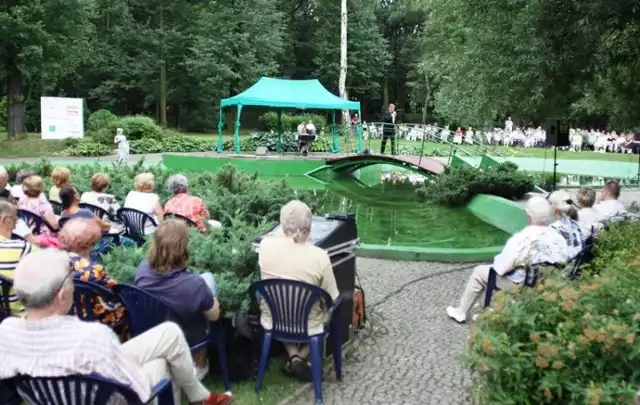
[220,77,360,110]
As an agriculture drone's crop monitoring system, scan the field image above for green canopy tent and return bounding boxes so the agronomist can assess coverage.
[217,77,362,154]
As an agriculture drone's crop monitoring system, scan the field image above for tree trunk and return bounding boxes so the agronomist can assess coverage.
[6,65,25,138]
[159,0,167,127]
[422,66,430,125]
[338,0,349,124]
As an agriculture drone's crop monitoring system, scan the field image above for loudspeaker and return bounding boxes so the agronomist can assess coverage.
[255,146,268,156]
[545,120,570,147]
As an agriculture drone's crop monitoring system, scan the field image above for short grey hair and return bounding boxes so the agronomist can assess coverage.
[525,196,552,225]
[280,200,312,243]
[576,187,596,208]
[0,199,15,217]
[0,166,8,180]
[14,249,72,309]
[167,174,188,194]
[15,169,36,185]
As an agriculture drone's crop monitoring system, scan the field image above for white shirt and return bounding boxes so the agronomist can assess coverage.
[13,219,31,238]
[10,184,24,200]
[81,191,121,216]
[577,207,599,238]
[492,225,569,284]
[594,199,626,220]
[124,191,160,234]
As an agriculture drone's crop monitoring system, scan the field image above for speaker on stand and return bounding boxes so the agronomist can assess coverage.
[545,120,570,191]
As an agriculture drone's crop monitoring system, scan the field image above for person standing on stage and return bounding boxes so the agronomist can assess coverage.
[381,104,397,155]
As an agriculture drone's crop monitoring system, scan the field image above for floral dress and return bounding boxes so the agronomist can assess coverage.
[70,253,130,341]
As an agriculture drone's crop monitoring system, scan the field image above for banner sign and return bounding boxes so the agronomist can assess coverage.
[40,97,84,139]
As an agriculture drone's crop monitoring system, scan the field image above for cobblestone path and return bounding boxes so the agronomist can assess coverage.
[283,258,477,405]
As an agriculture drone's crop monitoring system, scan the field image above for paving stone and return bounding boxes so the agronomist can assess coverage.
[281,258,478,405]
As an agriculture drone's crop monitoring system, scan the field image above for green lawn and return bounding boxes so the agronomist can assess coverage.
[200,359,302,405]
[2,132,639,164]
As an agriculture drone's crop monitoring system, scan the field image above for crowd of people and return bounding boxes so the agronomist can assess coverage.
[447,180,627,323]
[361,114,639,153]
[0,164,342,402]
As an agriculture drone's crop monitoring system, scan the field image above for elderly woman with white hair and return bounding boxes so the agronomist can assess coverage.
[258,200,339,381]
[447,196,569,324]
[0,166,10,199]
[124,173,163,234]
[164,174,221,232]
[548,189,584,258]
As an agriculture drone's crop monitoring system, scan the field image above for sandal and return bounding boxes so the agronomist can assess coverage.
[288,355,313,382]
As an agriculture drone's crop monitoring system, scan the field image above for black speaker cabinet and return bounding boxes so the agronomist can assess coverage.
[545,120,570,147]
[326,251,356,357]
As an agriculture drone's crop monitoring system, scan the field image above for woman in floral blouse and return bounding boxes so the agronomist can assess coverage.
[58,217,129,340]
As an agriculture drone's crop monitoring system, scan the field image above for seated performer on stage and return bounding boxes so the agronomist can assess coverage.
[298,121,316,157]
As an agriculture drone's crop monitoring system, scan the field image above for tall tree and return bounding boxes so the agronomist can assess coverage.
[0,0,97,136]
[338,0,348,123]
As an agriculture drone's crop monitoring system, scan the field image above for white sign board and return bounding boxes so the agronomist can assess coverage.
[40,97,84,139]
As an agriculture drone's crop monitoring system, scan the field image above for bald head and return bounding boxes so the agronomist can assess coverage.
[14,249,72,310]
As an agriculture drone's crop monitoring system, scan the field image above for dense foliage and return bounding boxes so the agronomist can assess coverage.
[416,162,535,207]
[465,221,640,404]
[6,160,320,313]
[261,112,327,133]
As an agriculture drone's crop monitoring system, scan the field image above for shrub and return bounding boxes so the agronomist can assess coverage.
[64,141,112,157]
[90,128,116,145]
[161,135,212,153]
[416,162,534,207]
[464,221,640,404]
[261,111,327,132]
[87,109,118,132]
[108,115,163,141]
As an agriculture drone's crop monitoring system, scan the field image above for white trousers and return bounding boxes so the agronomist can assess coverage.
[121,322,210,404]
[458,265,517,313]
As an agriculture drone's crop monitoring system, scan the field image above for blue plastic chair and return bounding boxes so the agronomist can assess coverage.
[49,200,63,216]
[113,283,231,392]
[9,373,172,405]
[71,279,122,322]
[249,279,344,405]
[80,202,117,221]
[17,209,58,235]
[164,212,199,228]
[484,262,558,307]
[117,208,157,245]
[0,274,17,323]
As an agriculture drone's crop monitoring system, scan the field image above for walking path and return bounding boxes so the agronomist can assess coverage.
[283,258,475,405]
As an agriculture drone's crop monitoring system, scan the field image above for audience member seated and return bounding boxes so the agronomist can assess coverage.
[124,172,163,234]
[0,166,10,199]
[164,174,222,233]
[258,200,339,381]
[576,187,599,239]
[548,190,584,258]
[80,172,121,216]
[135,220,221,380]
[595,180,626,220]
[10,169,35,200]
[48,167,71,203]
[446,196,569,324]
[17,175,58,235]
[5,197,39,246]
[0,199,38,288]
[0,249,232,405]
[60,186,111,233]
[59,218,127,337]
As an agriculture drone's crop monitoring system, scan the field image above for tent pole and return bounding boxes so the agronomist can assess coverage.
[356,108,363,153]
[277,110,283,154]
[216,108,224,153]
[234,104,243,154]
[332,110,339,153]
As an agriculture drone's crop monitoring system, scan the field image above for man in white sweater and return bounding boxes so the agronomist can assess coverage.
[447,196,569,323]
[594,180,626,220]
